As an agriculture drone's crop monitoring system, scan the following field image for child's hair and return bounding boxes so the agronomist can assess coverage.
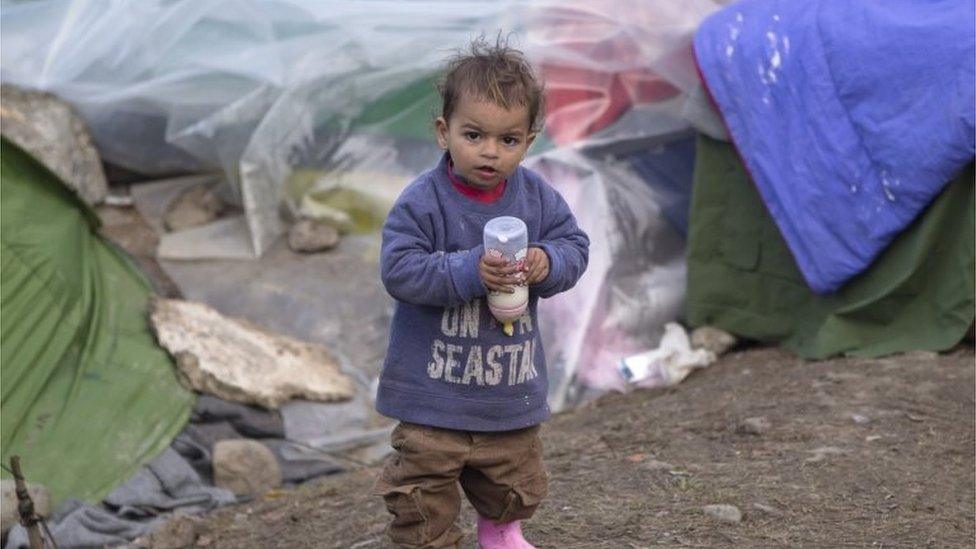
[437,35,545,134]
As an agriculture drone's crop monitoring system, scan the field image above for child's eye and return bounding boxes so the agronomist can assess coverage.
[464,131,481,141]
[502,136,520,146]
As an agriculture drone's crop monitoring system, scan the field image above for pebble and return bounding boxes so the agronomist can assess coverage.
[288,219,341,253]
[644,459,674,471]
[805,446,847,463]
[149,516,208,549]
[703,504,743,523]
[738,416,771,435]
[851,413,871,425]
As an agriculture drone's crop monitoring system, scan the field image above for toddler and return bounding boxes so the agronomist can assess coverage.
[374,37,589,549]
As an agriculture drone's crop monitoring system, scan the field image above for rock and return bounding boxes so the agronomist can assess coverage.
[213,440,282,496]
[163,184,225,231]
[149,515,209,549]
[702,504,742,523]
[1,479,52,535]
[643,459,674,471]
[738,416,771,436]
[287,219,341,253]
[0,84,108,205]
[150,298,355,409]
[690,326,738,356]
[851,413,871,425]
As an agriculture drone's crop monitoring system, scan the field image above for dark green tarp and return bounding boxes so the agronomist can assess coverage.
[1,138,194,505]
[687,135,974,359]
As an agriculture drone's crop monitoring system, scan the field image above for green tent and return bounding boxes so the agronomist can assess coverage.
[687,135,975,359]
[1,138,194,505]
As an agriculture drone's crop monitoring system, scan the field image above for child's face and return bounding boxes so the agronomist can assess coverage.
[435,95,535,190]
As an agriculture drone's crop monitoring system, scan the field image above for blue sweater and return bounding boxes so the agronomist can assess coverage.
[376,154,589,432]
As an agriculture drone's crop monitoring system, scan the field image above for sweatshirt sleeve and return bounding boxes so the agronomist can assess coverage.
[380,194,486,307]
[531,185,590,299]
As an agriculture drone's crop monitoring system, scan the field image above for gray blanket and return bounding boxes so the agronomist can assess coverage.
[4,448,234,549]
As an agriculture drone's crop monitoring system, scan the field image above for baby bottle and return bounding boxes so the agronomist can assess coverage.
[483,216,529,336]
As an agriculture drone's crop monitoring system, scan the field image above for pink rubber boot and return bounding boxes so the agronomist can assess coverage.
[477,516,535,549]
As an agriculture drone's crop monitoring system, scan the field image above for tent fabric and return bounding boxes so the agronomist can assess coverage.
[686,135,974,359]
[694,0,976,294]
[0,138,195,505]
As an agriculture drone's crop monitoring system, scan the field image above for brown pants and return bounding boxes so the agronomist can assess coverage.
[373,422,548,548]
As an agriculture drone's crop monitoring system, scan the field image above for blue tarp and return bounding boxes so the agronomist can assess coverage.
[694,0,975,294]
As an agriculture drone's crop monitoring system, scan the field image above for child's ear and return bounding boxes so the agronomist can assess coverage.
[435,117,449,149]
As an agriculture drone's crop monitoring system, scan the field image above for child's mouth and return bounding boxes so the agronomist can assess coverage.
[475,166,497,179]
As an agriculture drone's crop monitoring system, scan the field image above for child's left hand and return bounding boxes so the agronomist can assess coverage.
[522,247,550,285]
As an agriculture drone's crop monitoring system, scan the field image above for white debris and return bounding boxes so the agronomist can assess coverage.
[690,326,739,355]
[618,323,717,388]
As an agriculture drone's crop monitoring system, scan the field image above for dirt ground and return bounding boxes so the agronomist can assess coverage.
[94,201,975,548]
[148,345,974,548]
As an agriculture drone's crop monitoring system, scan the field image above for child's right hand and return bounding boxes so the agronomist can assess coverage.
[479,253,520,293]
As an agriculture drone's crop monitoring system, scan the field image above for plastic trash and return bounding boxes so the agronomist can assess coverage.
[483,216,528,336]
[617,322,716,388]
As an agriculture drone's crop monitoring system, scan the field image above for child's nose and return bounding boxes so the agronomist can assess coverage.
[481,139,499,159]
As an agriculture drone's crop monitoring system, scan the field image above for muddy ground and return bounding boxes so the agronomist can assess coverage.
[94,201,975,548]
[143,345,974,548]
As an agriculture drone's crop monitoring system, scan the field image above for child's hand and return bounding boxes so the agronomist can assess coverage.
[480,252,519,293]
[523,247,550,285]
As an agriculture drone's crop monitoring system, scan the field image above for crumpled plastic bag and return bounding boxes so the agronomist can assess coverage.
[617,322,716,388]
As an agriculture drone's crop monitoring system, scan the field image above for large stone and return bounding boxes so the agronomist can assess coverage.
[0,84,108,205]
[212,440,282,496]
[690,326,738,356]
[150,298,354,409]
[1,479,52,535]
[163,184,225,232]
[287,219,341,253]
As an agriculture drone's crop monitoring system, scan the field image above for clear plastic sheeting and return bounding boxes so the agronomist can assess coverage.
[2,0,718,402]
[525,1,716,147]
[1,0,718,256]
[525,134,694,408]
[1,0,529,253]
